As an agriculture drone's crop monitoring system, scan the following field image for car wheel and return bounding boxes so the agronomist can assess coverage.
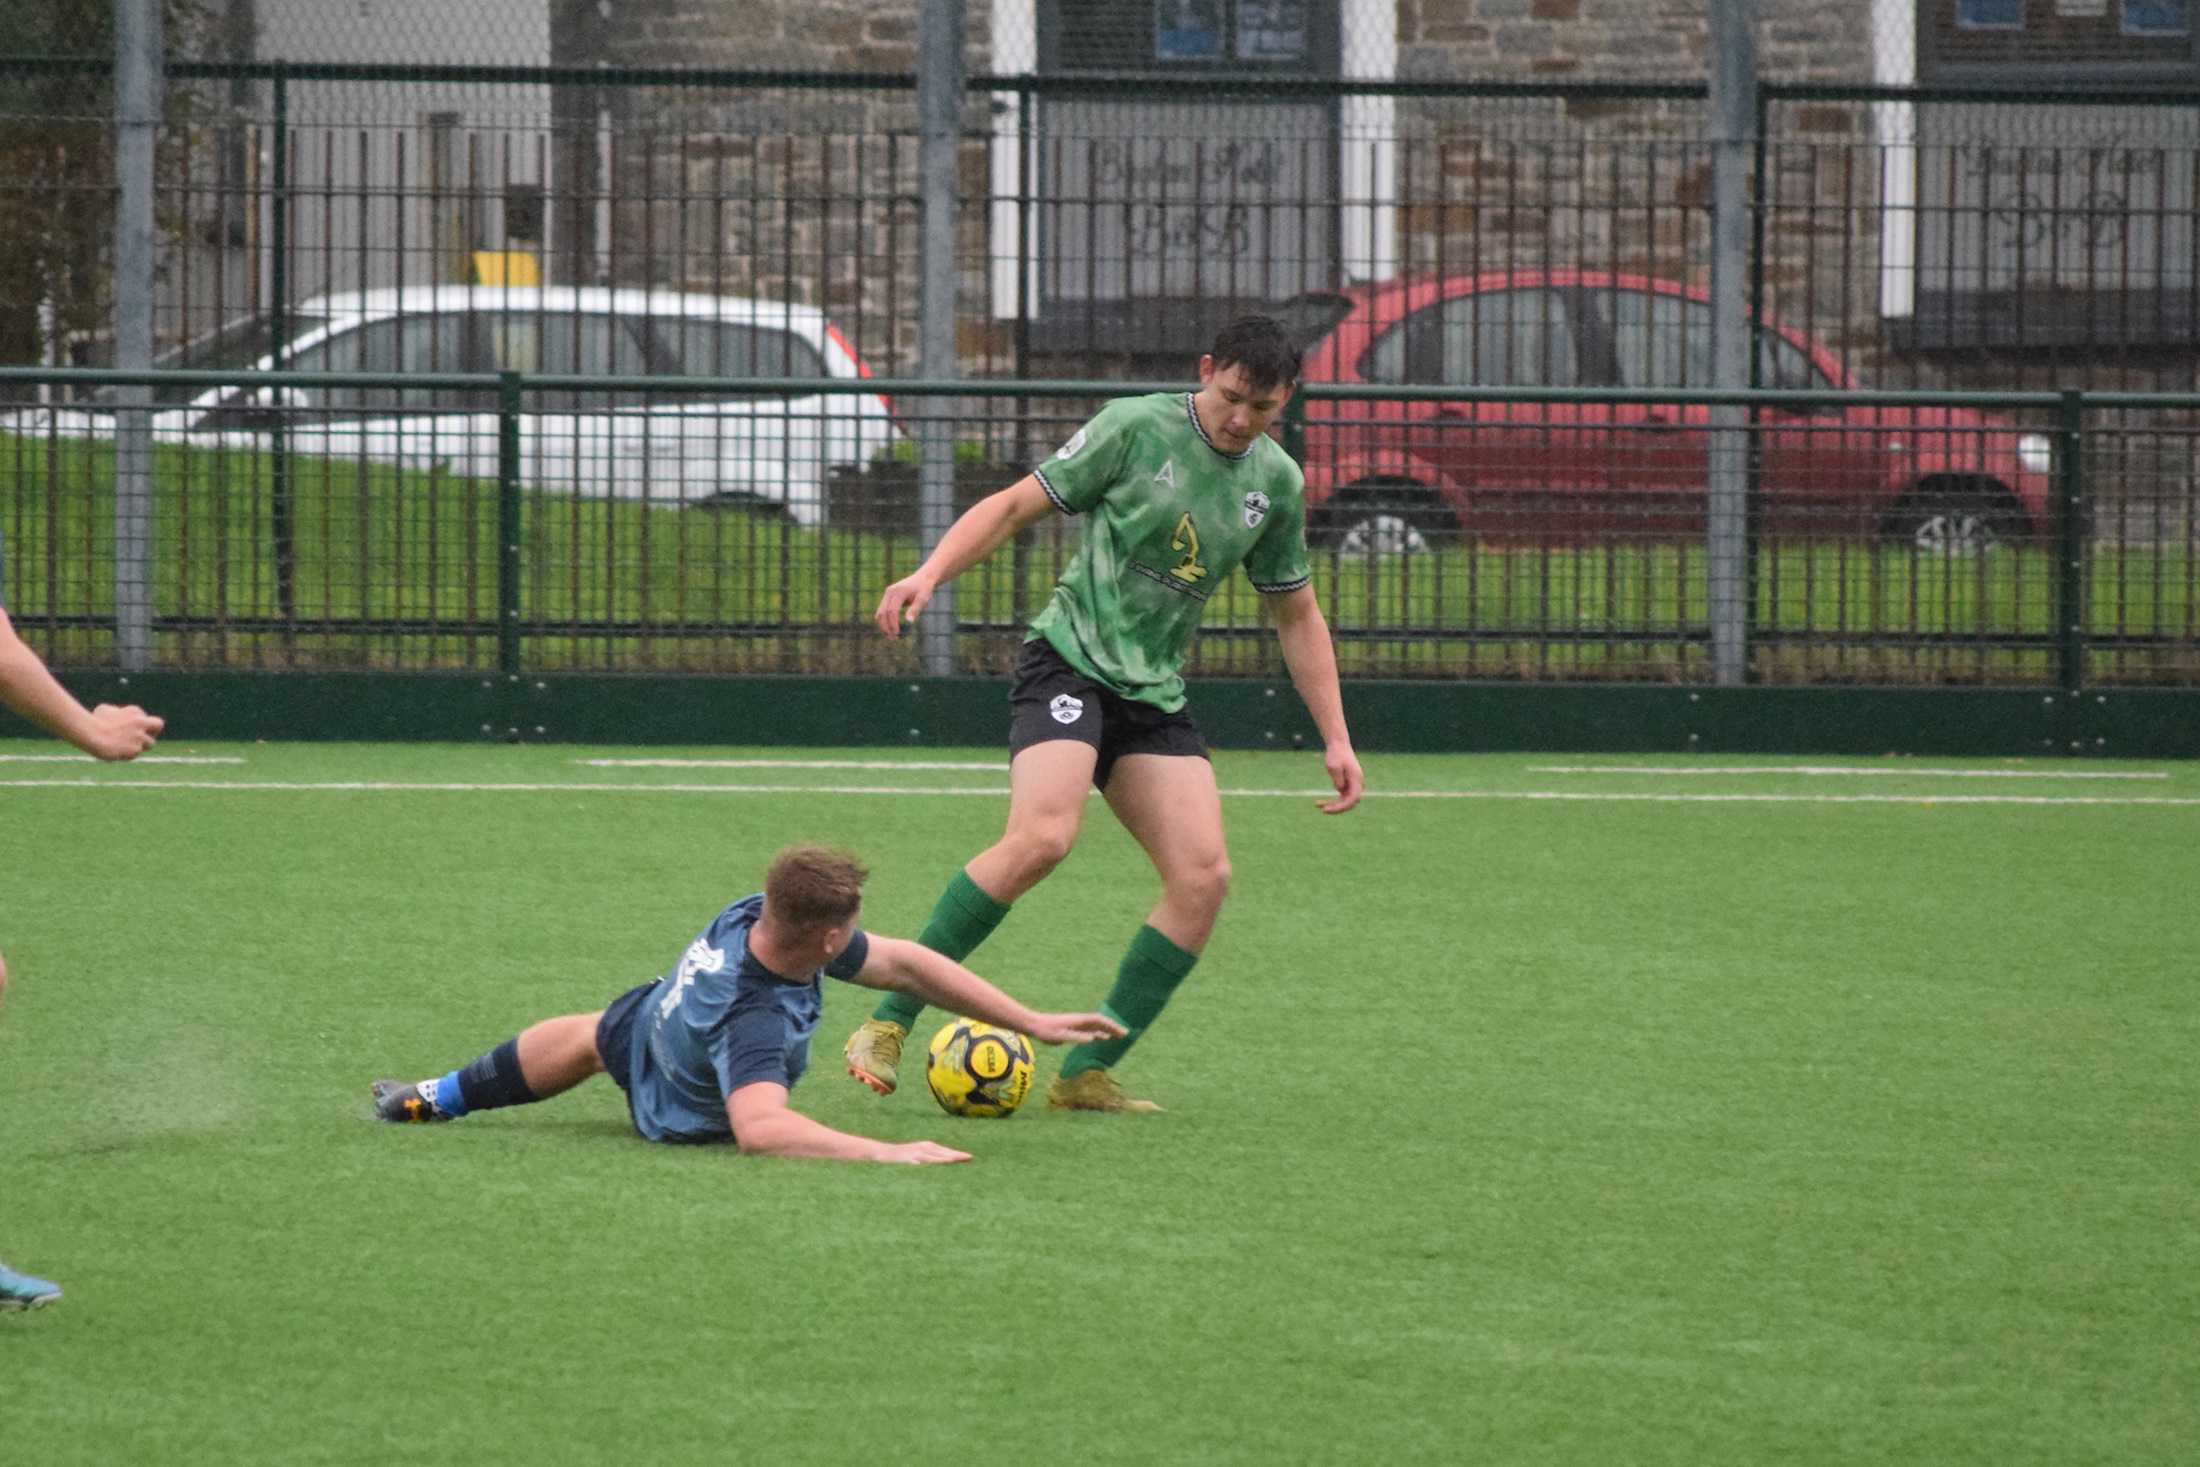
[1879,478,2030,554]
[1310,478,1451,555]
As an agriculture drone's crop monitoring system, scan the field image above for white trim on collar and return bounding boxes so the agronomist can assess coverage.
[1183,392,1255,461]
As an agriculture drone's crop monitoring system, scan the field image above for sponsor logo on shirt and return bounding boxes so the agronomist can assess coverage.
[1049,693,1085,725]
[658,937,726,1017]
[1054,427,1088,460]
[1243,491,1270,528]
[1168,513,1208,583]
[1129,560,1213,600]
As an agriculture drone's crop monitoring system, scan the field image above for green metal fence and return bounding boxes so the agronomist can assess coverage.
[9,57,2197,394]
[2,367,2194,689]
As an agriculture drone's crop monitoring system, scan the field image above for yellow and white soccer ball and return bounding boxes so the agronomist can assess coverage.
[924,1019,1036,1118]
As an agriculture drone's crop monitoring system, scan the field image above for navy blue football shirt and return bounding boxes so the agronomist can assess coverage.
[619,894,870,1142]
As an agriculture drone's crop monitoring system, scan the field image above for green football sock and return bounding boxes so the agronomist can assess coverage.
[1057,924,1199,1078]
[869,868,1014,1030]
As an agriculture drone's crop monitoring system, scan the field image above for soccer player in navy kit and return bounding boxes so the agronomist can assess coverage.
[373,845,1122,1163]
[0,530,165,1309]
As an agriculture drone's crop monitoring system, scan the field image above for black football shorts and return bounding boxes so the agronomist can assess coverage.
[1007,637,1208,790]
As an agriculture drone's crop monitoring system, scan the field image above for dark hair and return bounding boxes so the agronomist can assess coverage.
[764,844,869,930]
[1209,314,1303,391]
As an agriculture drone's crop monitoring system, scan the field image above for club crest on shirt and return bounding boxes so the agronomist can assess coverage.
[1049,693,1084,725]
[1242,490,1271,528]
[1054,428,1088,461]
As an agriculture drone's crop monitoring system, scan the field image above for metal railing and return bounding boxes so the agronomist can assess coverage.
[8,60,2196,398]
[1,367,2194,689]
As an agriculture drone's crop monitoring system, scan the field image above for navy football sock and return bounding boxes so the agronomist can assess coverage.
[443,1038,538,1114]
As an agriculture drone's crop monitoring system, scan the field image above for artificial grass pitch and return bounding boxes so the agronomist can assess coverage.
[1,743,2195,1464]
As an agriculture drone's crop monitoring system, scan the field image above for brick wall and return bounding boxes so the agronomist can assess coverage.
[551,0,987,76]
[563,0,1875,82]
[1396,0,1870,84]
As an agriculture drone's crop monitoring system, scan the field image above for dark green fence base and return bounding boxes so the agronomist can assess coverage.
[9,672,2196,759]
[1305,683,2196,760]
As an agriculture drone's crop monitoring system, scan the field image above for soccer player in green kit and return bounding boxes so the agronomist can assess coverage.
[844,316,1363,1112]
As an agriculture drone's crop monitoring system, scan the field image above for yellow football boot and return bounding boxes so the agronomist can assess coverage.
[844,1019,908,1095]
[1044,1068,1163,1113]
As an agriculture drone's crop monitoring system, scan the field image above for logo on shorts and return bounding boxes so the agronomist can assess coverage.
[1049,693,1085,725]
[1054,428,1089,461]
[1243,490,1271,528]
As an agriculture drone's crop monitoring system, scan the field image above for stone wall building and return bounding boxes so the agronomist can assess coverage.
[173,2,2196,392]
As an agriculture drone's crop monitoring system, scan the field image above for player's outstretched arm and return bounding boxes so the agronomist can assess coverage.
[0,609,163,760]
[726,1080,970,1164]
[875,477,1058,639]
[1263,584,1363,813]
[853,936,1126,1047]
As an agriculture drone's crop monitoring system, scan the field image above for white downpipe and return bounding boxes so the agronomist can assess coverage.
[990,0,1037,318]
[1872,0,1917,319]
[1339,0,1398,284]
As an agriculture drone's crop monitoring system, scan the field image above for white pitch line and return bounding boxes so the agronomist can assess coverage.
[0,754,245,764]
[1529,764,2167,780]
[3,779,2197,806]
[0,780,1012,795]
[1208,788,2200,805]
[577,758,1008,771]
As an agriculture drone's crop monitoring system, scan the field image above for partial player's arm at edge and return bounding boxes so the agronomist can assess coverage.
[874,477,1059,638]
[724,1081,971,1164]
[849,935,1126,1048]
[0,607,163,760]
[1262,584,1364,813]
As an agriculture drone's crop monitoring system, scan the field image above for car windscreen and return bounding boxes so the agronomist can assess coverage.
[283,312,826,413]
[1270,292,1356,356]
[1359,289,1581,387]
[145,314,326,402]
[1753,326,1836,393]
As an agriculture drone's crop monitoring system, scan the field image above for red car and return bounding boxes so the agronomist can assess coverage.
[1290,271,2054,552]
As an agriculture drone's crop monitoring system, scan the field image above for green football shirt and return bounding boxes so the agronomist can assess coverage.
[1028,391,1311,712]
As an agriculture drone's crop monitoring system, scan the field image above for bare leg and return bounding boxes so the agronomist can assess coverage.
[963,739,1101,901]
[1045,754,1230,1096]
[1102,754,1232,952]
[514,1011,607,1099]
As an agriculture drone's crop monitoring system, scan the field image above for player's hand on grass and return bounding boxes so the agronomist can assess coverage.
[79,703,164,761]
[874,1140,973,1164]
[1317,740,1363,814]
[1023,1011,1128,1046]
[874,573,936,639]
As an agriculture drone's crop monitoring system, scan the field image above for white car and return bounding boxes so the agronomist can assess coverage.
[46,288,898,527]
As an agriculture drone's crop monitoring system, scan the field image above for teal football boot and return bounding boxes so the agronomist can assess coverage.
[0,1260,61,1311]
